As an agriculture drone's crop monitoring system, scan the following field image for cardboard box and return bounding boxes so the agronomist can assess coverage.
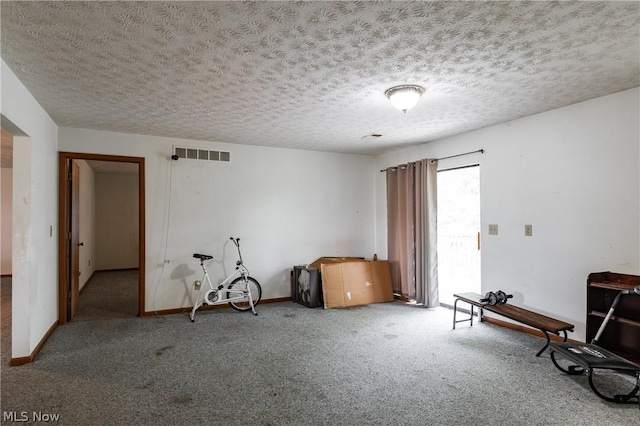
[317,258,394,309]
[370,260,395,303]
[308,257,366,270]
[321,261,375,308]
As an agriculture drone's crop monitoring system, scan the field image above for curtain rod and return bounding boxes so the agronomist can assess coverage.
[379,149,484,172]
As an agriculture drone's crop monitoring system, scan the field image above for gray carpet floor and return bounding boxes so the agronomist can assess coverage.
[1,272,639,425]
[1,276,11,368]
[75,269,139,320]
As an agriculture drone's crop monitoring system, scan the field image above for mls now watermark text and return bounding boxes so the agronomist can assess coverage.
[3,411,60,422]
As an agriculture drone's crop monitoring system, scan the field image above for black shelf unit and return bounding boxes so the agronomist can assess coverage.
[586,272,640,364]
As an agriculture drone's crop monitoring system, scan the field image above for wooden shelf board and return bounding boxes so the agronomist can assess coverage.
[588,311,640,328]
[588,281,635,291]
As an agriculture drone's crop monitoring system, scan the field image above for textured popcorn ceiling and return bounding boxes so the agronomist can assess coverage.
[1,1,638,156]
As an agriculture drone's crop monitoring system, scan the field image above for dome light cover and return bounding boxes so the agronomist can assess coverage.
[385,85,425,113]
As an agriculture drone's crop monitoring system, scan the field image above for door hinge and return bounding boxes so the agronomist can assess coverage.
[68,231,72,240]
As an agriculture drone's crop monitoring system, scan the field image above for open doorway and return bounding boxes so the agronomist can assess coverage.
[58,152,145,324]
[437,165,481,306]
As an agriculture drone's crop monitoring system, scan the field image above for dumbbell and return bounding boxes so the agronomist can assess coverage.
[495,290,513,304]
[480,291,498,305]
[480,290,513,305]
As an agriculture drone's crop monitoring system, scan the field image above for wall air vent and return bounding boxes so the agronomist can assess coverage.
[173,147,231,163]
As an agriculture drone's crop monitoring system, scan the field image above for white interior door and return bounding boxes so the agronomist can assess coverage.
[437,165,481,306]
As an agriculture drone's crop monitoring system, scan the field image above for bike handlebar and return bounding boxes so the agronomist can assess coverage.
[230,237,243,264]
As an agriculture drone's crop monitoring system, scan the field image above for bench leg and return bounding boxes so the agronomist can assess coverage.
[536,330,552,357]
[453,298,459,329]
[537,330,567,357]
[453,298,475,330]
[588,371,640,405]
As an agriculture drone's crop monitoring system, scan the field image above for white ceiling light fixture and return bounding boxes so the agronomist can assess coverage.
[385,85,425,113]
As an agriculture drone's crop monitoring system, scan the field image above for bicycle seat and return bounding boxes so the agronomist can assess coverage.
[193,253,213,261]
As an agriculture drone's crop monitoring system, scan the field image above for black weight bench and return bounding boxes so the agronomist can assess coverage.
[549,342,640,407]
[547,283,640,408]
[453,292,575,356]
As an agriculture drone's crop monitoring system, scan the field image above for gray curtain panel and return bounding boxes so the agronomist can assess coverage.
[386,159,439,307]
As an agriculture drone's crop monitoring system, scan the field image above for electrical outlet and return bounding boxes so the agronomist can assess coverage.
[525,224,533,237]
[488,224,498,235]
[194,280,202,290]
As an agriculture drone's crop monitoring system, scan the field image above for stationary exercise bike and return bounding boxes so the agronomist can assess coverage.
[549,285,640,408]
[189,237,262,322]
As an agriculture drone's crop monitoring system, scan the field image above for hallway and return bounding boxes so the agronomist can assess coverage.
[75,270,139,321]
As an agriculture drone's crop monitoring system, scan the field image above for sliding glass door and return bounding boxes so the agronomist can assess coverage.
[437,165,481,306]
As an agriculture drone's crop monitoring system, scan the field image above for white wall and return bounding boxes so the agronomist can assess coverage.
[76,159,96,290]
[1,167,12,275]
[95,172,138,270]
[1,60,59,359]
[376,88,640,341]
[58,128,376,311]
